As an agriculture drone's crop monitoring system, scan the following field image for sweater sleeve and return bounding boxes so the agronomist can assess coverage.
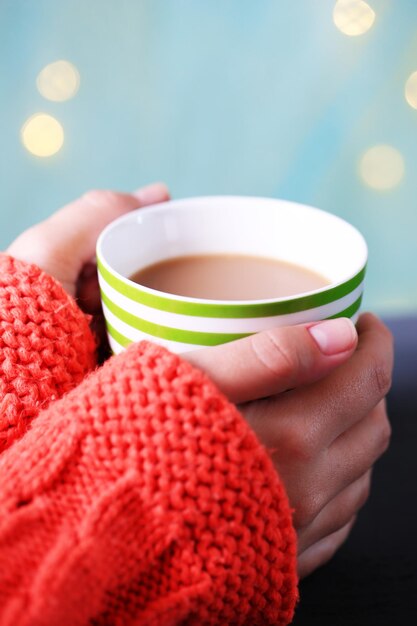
[0,253,96,452]
[0,340,298,626]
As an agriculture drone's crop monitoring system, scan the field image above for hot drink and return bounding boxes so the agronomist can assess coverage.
[130,254,329,300]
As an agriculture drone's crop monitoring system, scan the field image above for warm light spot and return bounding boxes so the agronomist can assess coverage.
[333,0,375,36]
[21,113,64,157]
[359,145,404,190]
[36,60,80,102]
[405,71,417,109]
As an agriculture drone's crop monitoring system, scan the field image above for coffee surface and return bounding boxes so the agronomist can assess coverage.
[129,254,329,300]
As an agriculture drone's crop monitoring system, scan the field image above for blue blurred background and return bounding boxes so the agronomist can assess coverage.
[1,0,416,314]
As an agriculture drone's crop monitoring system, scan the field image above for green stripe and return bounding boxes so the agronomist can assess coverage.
[326,294,363,320]
[102,291,250,346]
[104,293,364,349]
[106,321,132,348]
[97,255,366,319]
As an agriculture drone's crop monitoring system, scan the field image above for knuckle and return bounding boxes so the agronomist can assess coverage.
[296,493,322,528]
[251,330,298,384]
[280,422,317,465]
[371,360,392,397]
[379,321,394,346]
[82,189,119,208]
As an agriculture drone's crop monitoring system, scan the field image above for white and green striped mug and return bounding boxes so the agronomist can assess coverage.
[96,196,367,355]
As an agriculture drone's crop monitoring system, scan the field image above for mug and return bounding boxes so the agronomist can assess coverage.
[96,196,367,354]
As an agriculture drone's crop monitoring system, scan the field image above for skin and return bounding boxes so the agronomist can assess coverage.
[7,184,393,580]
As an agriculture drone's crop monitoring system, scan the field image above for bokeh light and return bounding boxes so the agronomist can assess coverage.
[21,113,64,157]
[359,145,404,190]
[333,0,376,36]
[36,60,80,102]
[405,71,417,109]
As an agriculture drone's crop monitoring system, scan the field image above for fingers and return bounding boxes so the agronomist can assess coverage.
[263,399,388,525]
[186,317,357,404]
[296,469,371,553]
[326,399,391,495]
[47,183,170,265]
[262,313,393,449]
[267,400,388,536]
[7,183,170,295]
[297,517,356,579]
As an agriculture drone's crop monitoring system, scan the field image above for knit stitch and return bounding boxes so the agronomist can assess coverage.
[0,253,96,451]
[0,255,298,625]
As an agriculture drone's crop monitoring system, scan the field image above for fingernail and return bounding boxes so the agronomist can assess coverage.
[132,182,170,205]
[308,318,357,355]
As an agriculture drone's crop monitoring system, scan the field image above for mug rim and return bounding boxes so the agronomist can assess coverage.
[96,195,368,310]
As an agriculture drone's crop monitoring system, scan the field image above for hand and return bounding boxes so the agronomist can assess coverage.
[186,313,393,579]
[7,183,170,354]
[7,183,170,300]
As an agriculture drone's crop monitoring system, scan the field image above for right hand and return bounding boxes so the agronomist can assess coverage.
[186,313,393,578]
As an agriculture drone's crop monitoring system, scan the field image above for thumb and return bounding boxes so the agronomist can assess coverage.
[186,318,357,404]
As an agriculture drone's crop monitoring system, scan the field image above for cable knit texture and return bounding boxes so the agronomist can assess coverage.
[0,253,96,451]
[0,255,298,625]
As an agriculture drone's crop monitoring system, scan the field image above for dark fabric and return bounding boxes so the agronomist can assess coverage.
[292,317,417,625]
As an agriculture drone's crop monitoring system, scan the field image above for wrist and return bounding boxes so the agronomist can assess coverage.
[0,253,97,451]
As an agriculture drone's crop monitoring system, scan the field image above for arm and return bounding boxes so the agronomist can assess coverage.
[0,187,296,625]
[0,253,96,452]
[1,184,170,452]
[0,187,392,624]
[0,340,297,626]
[0,305,391,625]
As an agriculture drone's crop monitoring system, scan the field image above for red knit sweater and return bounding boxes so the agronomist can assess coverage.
[0,254,297,625]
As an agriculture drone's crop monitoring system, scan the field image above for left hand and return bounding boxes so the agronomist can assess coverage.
[7,183,169,301]
[7,183,170,352]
